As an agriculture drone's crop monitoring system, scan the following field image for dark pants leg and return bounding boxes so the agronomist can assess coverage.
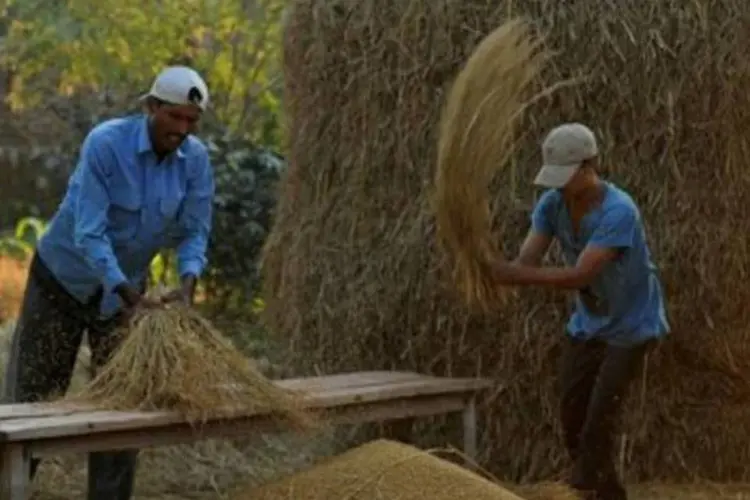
[86,319,138,500]
[3,253,89,480]
[2,253,138,500]
[558,336,649,500]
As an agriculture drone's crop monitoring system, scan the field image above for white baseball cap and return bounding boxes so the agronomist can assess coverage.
[533,123,598,188]
[141,66,210,111]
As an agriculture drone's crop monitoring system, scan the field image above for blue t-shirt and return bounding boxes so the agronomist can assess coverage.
[530,182,669,346]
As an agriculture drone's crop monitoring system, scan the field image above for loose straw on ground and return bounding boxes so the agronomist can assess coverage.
[63,303,317,430]
[433,18,549,312]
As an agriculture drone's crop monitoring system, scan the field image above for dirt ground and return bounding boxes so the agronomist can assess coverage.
[24,443,750,500]
[23,436,750,500]
[28,479,750,500]
[631,484,750,499]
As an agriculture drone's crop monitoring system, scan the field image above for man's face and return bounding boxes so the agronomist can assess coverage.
[560,167,586,197]
[560,160,596,197]
[149,102,202,154]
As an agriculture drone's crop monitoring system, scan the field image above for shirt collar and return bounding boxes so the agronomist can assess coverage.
[136,116,186,159]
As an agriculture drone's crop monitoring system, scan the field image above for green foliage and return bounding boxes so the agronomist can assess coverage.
[148,250,181,289]
[0,0,288,318]
[0,132,286,309]
[0,216,47,260]
[0,215,183,290]
[202,133,286,311]
[2,0,286,145]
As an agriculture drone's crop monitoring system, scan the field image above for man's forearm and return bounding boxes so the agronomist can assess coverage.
[496,263,591,289]
[114,282,142,307]
[75,233,131,298]
[512,254,540,266]
[175,228,208,299]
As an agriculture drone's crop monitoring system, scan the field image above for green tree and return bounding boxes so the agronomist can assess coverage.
[1,0,285,145]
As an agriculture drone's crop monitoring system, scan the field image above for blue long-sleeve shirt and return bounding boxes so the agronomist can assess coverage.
[37,114,214,318]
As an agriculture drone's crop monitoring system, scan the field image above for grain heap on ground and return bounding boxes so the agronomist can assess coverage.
[434,18,549,312]
[63,303,315,429]
[234,439,541,500]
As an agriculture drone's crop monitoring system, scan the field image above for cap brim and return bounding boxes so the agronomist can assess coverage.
[533,164,580,188]
[138,91,207,111]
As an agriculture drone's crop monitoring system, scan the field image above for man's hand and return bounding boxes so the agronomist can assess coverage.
[161,274,197,306]
[161,287,190,305]
[114,282,163,326]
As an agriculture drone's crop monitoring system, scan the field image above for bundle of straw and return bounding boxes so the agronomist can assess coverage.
[64,303,316,430]
[433,18,549,312]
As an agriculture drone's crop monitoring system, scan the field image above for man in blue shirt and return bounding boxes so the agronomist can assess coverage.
[493,123,669,500]
[2,66,215,500]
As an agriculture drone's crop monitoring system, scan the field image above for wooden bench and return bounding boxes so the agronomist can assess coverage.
[0,370,493,499]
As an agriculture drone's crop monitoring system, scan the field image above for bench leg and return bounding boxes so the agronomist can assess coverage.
[462,398,478,460]
[0,443,29,500]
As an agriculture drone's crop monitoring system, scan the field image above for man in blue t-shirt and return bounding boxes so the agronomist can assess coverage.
[493,123,669,500]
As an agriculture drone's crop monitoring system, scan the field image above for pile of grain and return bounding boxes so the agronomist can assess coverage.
[64,304,316,429]
[233,439,573,500]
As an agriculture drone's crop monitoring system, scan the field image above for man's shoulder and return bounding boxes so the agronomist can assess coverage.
[602,183,642,221]
[86,115,140,146]
[534,188,562,209]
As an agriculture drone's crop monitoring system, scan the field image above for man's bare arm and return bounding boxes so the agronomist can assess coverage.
[497,245,620,289]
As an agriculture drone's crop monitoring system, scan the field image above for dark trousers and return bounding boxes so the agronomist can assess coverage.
[2,252,138,500]
[558,336,650,500]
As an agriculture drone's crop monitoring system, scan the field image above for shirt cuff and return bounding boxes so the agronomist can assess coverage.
[102,265,129,295]
[178,258,205,279]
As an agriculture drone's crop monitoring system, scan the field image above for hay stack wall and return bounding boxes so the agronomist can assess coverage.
[263,0,750,482]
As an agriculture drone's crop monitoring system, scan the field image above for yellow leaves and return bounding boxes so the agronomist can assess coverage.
[58,84,76,97]
[104,37,133,65]
[212,52,235,90]
[9,19,27,33]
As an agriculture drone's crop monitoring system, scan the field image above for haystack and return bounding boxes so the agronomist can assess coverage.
[233,439,545,500]
[264,0,750,483]
[64,304,315,430]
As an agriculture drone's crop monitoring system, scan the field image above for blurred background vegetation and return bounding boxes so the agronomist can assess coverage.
[0,0,288,343]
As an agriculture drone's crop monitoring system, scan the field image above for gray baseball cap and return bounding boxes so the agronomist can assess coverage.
[533,123,599,188]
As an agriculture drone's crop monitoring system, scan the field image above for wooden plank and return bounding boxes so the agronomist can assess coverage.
[0,443,29,500]
[0,403,80,421]
[0,372,430,422]
[462,399,478,459]
[0,371,489,422]
[277,375,493,401]
[26,393,468,456]
[278,371,431,392]
[0,371,430,422]
[0,377,491,441]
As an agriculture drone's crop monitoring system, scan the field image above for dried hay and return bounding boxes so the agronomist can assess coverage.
[232,439,542,500]
[63,303,316,430]
[264,0,750,484]
[434,18,549,311]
